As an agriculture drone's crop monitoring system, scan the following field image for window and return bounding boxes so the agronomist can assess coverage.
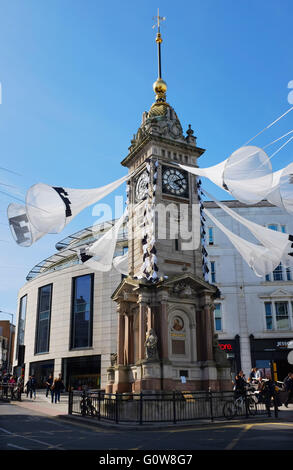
[268,224,278,231]
[71,274,94,349]
[210,261,216,283]
[265,263,292,282]
[281,225,286,233]
[16,295,27,360]
[208,227,214,245]
[35,285,52,354]
[273,263,283,281]
[214,304,222,331]
[275,302,289,330]
[264,301,292,330]
[265,302,273,330]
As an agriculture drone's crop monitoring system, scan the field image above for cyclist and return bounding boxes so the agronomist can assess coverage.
[234,370,247,399]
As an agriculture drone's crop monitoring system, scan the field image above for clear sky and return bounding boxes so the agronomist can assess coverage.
[0,0,293,322]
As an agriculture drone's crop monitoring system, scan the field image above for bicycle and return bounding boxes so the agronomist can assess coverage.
[80,391,99,417]
[223,393,257,419]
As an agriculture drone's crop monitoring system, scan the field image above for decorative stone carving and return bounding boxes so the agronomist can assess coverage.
[173,280,195,297]
[145,328,158,360]
[110,353,118,367]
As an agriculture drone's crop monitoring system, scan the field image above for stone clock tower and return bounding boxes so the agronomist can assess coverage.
[107,16,231,393]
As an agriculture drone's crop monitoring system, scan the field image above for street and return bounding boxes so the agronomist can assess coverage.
[1,398,293,453]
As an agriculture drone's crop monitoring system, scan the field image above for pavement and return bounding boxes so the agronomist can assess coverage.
[11,389,69,417]
[9,390,293,430]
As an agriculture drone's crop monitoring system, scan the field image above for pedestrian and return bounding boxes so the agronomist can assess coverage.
[260,375,278,417]
[8,376,16,400]
[26,375,37,400]
[283,372,293,408]
[255,368,263,380]
[234,370,247,398]
[51,374,65,404]
[45,374,53,398]
[249,367,257,383]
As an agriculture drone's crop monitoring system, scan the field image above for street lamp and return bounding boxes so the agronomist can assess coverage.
[0,310,15,374]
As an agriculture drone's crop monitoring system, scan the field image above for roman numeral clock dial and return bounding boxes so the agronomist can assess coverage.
[162,166,188,197]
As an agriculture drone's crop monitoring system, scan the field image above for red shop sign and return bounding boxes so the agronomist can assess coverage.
[218,343,233,351]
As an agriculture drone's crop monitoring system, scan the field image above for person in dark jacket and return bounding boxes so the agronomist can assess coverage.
[234,371,247,398]
[45,375,53,398]
[260,376,278,417]
[283,372,293,407]
[51,374,64,404]
[26,375,37,400]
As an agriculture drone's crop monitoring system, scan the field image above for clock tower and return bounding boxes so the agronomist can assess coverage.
[107,14,231,393]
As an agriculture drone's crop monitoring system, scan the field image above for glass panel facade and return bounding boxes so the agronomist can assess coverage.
[275,302,289,330]
[71,274,93,349]
[35,285,52,354]
[16,295,27,360]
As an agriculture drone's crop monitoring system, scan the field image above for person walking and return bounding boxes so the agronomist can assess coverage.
[45,374,53,398]
[283,372,293,408]
[26,375,37,400]
[51,374,65,404]
[260,375,278,417]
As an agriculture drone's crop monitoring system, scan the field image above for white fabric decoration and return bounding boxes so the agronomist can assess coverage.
[267,163,293,214]
[25,175,128,234]
[223,146,272,204]
[112,252,128,275]
[79,209,127,272]
[7,203,45,247]
[204,190,293,267]
[180,146,273,204]
[204,208,282,277]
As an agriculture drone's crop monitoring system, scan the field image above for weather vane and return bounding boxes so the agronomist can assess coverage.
[152,8,166,32]
[152,8,166,80]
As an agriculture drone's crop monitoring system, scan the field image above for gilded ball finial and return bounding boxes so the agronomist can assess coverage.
[153,78,167,102]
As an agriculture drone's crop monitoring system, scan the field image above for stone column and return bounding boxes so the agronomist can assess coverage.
[117,309,125,366]
[138,303,147,361]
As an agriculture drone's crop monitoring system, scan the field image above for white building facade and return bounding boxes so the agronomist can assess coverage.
[205,200,293,382]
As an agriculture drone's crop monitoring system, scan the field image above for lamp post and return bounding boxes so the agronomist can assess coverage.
[0,311,15,374]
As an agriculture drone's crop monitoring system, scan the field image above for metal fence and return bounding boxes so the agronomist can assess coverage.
[69,389,274,424]
[0,383,22,402]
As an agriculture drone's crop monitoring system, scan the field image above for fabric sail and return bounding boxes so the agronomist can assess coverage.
[25,175,128,234]
[204,208,283,277]
[204,190,293,267]
[7,203,45,247]
[78,209,127,273]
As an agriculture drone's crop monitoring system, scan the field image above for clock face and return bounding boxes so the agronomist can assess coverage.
[162,166,188,197]
[135,171,149,202]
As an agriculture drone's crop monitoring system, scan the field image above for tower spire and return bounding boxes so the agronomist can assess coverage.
[152,9,167,102]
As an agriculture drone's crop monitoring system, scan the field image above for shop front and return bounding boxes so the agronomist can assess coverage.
[218,335,241,377]
[250,335,293,382]
[62,355,101,391]
[29,359,55,388]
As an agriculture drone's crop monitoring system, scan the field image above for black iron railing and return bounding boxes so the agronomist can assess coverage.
[0,382,22,401]
[68,388,276,424]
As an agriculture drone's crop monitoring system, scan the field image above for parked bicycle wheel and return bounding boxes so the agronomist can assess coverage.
[247,397,257,415]
[223,401,236,419]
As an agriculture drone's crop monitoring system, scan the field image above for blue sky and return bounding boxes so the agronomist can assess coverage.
[0,0,293,321]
